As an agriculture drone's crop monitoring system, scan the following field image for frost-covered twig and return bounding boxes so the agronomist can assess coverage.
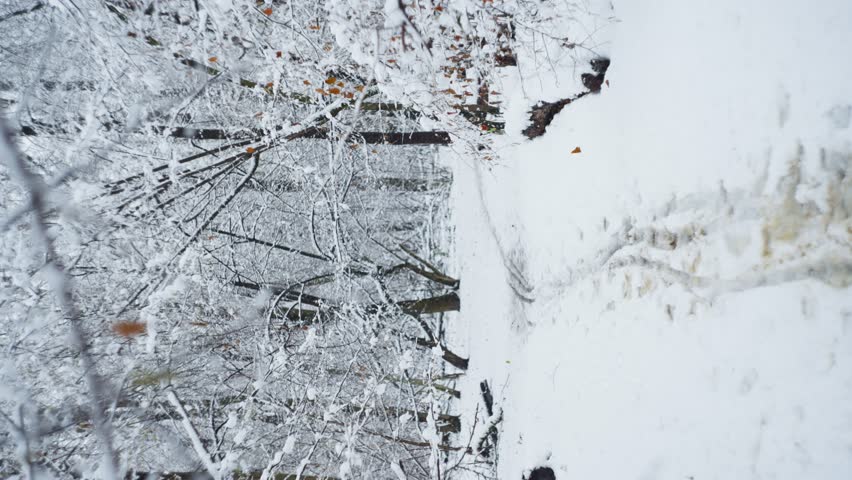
[263,347,362,480]
[0,406,36,480]
[0,119,120,479]
[115,154,259,316]
[474,407,502,458]
[166,390,221,480]
[444,403,482,474]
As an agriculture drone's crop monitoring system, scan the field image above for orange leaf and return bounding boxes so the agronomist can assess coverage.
[354,85,365,92]
[434,5,443,11]
[112,321,146,337]
[262,7,273,15]
[328,87,341,95]
[246,147,256,153]
[324,77,337,85]
[571,147,582,154]
[309,24,321,30]
[387,59,396,64]
[343,92,354,99]
[265,82,274,88]
[276,51,282,58]
[315,88,328,95]
[208,56,218,63]
[303,80,311,85]
[336,81,344,87]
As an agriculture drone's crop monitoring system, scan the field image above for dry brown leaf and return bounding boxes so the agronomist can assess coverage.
[112,321,146,337]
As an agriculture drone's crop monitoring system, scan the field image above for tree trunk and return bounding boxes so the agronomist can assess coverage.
[397,292,460,315]
[19,124,452,145]
[302,129,451,145]
[414,337,469,370]
[126,473,337,480]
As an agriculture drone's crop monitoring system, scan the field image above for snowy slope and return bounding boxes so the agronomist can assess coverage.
[451,1,852,479]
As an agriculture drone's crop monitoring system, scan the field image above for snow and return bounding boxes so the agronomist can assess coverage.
[283,435,296,454]
[451,1,852,479]
[391,461,407,480]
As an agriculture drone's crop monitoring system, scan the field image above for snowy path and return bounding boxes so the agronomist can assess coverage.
[451,1,852,479]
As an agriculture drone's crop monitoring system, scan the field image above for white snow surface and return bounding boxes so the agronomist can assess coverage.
[450,1,852,479]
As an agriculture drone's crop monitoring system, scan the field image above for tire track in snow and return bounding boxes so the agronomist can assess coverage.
[538,171,851,304]
[472,160,536,304]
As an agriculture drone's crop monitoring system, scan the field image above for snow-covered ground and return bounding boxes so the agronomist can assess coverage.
[450,1,852,478]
